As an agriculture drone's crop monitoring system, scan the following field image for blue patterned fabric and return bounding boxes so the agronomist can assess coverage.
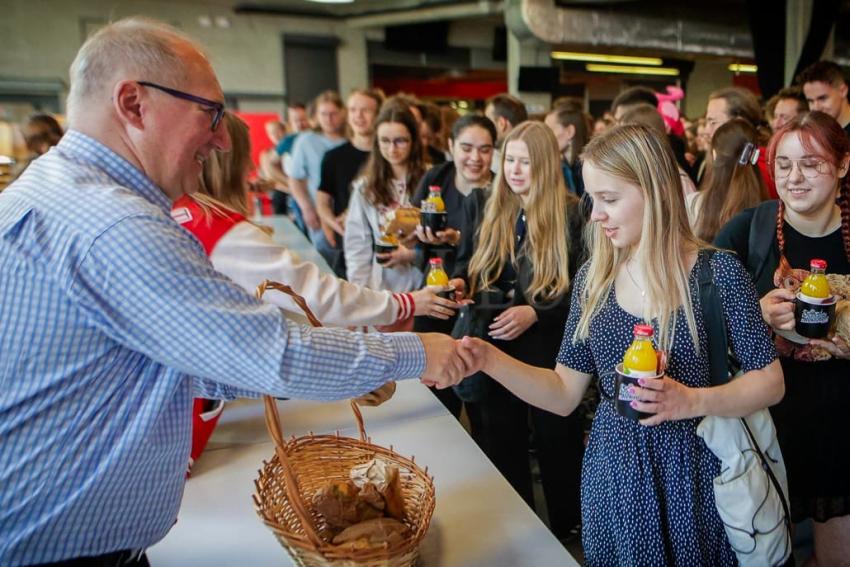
[0,130,425,565]
[558,251,776,566]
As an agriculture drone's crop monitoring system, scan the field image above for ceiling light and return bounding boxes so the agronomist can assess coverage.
[729,63,758,73]
[552,51,663,66]
[585,63,679,76]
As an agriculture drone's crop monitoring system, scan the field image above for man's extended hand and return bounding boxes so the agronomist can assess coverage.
[456,336,492,376]
[417,333,467,389]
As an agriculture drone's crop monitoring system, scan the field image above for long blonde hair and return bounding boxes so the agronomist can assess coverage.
[577,124,701,352]
[467,121,573,304]
[197,112,252,216]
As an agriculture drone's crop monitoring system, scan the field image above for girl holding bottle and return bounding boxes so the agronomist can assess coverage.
[458,124,783,565]
[344,105,429,300]
[715,111,850,565]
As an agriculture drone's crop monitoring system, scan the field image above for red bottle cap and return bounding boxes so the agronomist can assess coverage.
[633,324,653,337]
[810,259,827,270]
[429,185,441,192]
[429,257,444,266]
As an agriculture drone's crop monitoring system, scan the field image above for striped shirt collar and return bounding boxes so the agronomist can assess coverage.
[55,129,172,214]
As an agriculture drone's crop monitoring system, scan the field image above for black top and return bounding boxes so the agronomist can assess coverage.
[714,204,850,521]
[317,142,370,216]
[844,122,850,139]
[411,162,478,277]
[412,162,482,334]
[714,204,850,296]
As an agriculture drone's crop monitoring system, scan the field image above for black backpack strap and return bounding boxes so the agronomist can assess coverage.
[697,249,731,386]
[747,200,780,288]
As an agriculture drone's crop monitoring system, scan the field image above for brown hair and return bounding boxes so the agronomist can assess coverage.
[547,104,590,165]
[199,112,252,216]
[361,105,427,207]
[765,87,808,121]
[22,114,63,154]
[619,103,666,137]
[796,60,848,89]
[485,94,528,127]
[709,86,770,145]
[314,90,344,109]
[349,87,385,109]
[695,119,768,241]
[610,86,658,116]
[767,111,850,263]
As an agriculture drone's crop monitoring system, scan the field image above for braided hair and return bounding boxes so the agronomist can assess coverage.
[767,111,850,263]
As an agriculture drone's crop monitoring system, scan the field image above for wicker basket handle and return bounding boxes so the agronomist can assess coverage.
[256,280,368,441]
[254,280,379,550]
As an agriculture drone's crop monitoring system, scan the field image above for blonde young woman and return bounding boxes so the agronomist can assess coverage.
[452,120,586,540]
[171,114,455,465]
[458,124,784,565]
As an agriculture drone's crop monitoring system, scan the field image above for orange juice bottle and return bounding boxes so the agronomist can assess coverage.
[425,186,446,213]
[426,257,449,287]
[800,259,830,299]
[622,324,658,377]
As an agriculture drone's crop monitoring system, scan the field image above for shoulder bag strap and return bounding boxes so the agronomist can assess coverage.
[747,200,780,287]
[697,249,730,387]
[698,249,792,543]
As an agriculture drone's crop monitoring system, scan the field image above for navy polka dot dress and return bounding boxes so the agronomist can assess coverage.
[558,251,776,566]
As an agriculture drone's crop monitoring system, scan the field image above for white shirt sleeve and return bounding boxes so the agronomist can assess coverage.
[209,221,399,326]
[344,180,379,289]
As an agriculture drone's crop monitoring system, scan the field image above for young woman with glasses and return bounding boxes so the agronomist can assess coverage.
[715,111,850,565]
[344,104,433,312]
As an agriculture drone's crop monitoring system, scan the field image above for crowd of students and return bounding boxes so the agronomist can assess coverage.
[218,59,850,566]
[4,17,850,563]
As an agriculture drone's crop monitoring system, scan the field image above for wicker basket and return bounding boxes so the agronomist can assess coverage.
[252,281,436,567]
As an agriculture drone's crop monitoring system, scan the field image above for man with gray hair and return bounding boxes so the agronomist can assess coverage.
[0,17,466,566]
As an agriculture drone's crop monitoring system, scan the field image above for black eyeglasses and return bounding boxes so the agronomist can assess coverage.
[138,81,225,131]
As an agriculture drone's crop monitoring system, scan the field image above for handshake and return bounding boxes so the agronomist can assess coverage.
[417,333,491,389]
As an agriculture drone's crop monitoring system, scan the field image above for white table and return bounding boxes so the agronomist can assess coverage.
[149,381,579,566]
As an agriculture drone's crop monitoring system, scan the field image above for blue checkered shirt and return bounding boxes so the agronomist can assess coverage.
[0,130,425,565]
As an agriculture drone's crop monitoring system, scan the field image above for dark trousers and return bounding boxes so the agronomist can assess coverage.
[31,549,149,567]
[471,380,584,539]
